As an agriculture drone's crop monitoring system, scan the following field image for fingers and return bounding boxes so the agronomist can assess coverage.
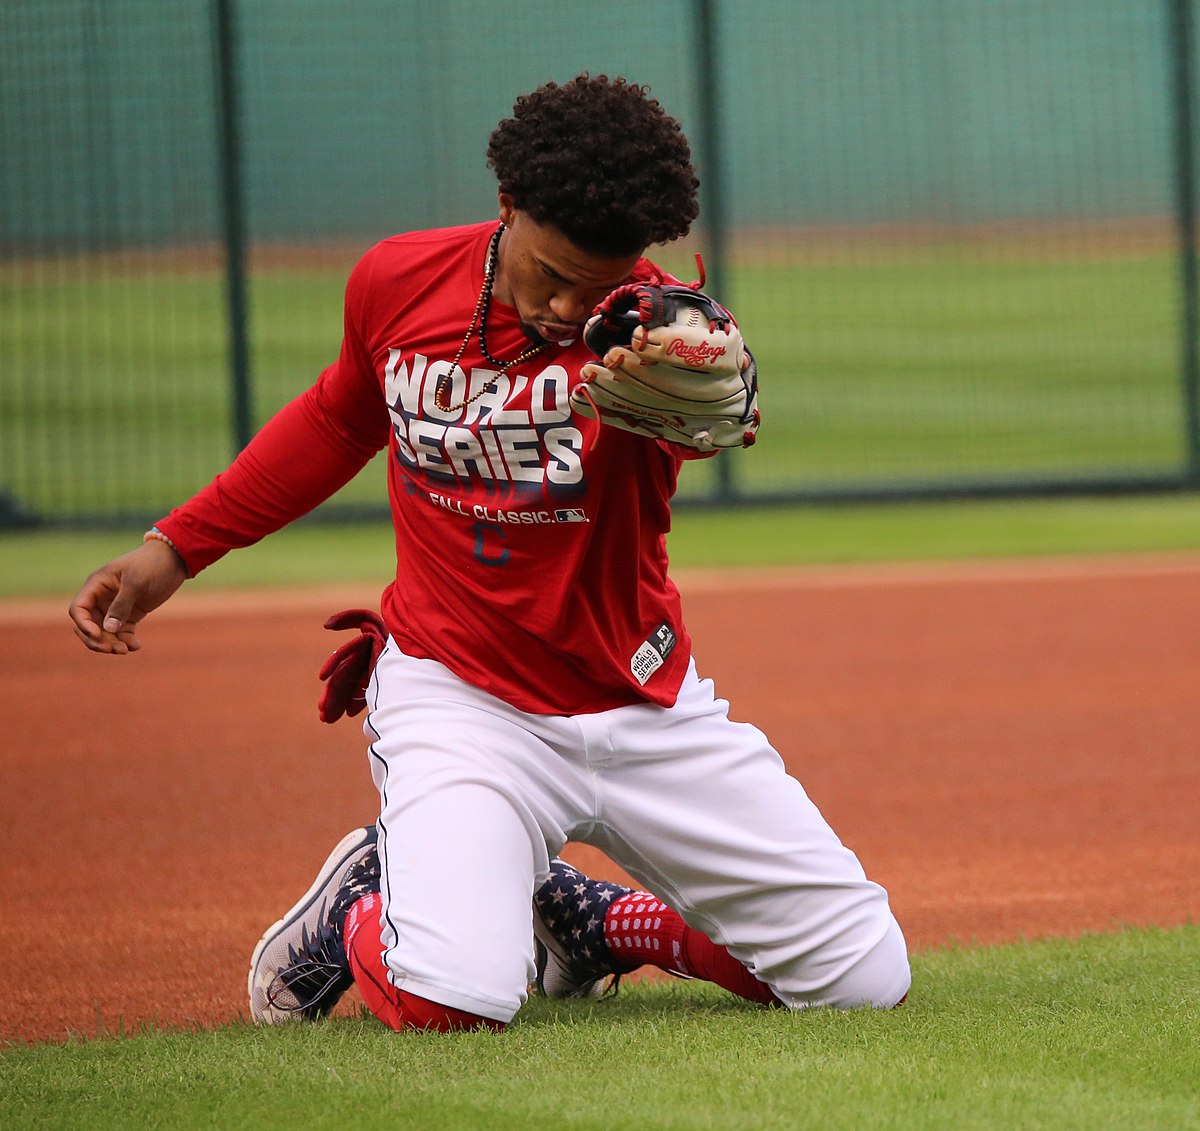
[68,574,143,655]
[68,568,120,649]
[98,582,138,637]
[605,344,645,370]
[579,361,616,383]
[69,616,140,654]
[70,620,141,655]
[67,541,186,656]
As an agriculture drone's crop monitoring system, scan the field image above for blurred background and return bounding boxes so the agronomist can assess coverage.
[2,0,1199,528]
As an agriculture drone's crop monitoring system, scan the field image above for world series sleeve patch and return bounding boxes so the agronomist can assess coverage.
[629,622,678,686]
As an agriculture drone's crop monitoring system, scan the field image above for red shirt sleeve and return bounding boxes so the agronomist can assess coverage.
[156,253,390,574]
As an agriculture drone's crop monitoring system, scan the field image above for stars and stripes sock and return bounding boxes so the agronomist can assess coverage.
[344,893,504,1032]
[605,891,780,1006]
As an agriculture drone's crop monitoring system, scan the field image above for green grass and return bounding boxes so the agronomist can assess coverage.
[2,926,1197,1130]
[1,246,1193,519]
[4,494,1199,600]
[731,254,1185,493]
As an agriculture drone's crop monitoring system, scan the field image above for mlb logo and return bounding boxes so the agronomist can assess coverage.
[629,621,677,685]
[554,509,588,523]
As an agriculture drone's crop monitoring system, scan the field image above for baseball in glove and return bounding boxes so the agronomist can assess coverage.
[570,279,760,452]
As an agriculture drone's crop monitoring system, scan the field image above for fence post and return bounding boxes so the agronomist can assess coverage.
[211,0,253,453]
[694,0,738,502]
[1168,0,1200,484]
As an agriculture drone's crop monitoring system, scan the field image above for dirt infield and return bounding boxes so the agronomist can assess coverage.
[3,555,1198,1045]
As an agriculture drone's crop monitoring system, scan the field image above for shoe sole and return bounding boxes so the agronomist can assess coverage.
[247,825,378,1024]
[532,911,606,999]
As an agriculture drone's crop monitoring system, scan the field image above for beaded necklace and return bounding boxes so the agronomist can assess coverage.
[433,223,549,414]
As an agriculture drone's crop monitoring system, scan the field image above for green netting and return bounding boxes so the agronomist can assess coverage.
[1,0,1196,525]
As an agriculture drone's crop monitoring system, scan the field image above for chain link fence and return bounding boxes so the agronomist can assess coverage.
[2,0,1197,526]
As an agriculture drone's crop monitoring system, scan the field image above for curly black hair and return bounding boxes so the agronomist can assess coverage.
[486,74,700,256]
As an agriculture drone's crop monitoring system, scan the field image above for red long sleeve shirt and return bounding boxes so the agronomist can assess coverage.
[157,222,697,714]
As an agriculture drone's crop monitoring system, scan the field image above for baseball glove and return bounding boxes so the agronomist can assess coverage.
[570,282,760,452]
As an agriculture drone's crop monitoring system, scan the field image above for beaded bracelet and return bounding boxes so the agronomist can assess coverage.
[143,527,179,554]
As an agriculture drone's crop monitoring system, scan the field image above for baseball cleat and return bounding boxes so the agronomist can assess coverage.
[532,859,638,998]
[248,825,381,1023]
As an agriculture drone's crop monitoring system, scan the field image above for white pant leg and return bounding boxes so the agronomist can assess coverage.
[363,642,592,1022]
[586,662,911,1010]
[364,642,908,1017]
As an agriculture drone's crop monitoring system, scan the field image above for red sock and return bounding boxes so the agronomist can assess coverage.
[605,892,779,1006]
[344,894,504,1032]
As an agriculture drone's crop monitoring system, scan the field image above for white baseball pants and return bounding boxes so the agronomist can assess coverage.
[363,640,910,1023]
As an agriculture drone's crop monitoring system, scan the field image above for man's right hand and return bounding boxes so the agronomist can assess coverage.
[68,539,188,655]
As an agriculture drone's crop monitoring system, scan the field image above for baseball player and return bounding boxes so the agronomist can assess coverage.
[69,74,910,1032]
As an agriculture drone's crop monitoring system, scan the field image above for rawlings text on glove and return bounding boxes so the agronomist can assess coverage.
[570,283,760,452]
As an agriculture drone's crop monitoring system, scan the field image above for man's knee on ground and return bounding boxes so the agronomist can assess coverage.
[771,916,911,1011]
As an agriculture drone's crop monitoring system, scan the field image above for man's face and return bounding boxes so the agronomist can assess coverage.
[493,194,642,345]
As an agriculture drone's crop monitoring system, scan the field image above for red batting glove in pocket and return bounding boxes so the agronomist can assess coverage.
[317,608,387,723]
